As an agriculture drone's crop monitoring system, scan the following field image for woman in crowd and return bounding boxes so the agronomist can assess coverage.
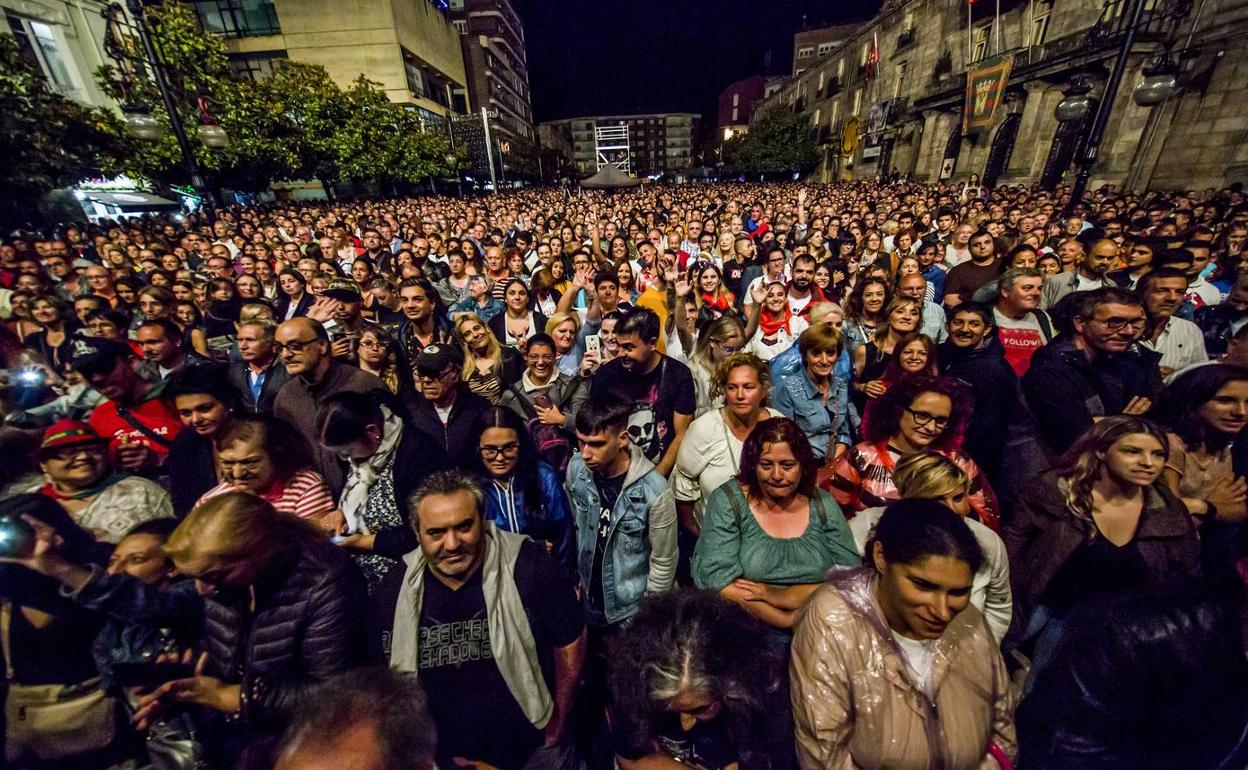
[355,322,409,396]
[35,419,173,543]
[693,263,736,328]
[692,417,858,629]
[1151,364,1248,523]
[744,281,808,362]
[135,285,174,323]
[500,332,588,455]
[772,323,853,463]
[791,499,1015,770]
[848,451,1012,642]
[276,269,313,321]
[1002,416,1202,671]
[546,311,584,376]
[488,277,548,349]
[313,392,440,589]
[26,295,73,373]
[853,297,923,405]
[610,589,797,770]
[450,274,503,322]
[855,229,886,269]
[455,313,521,406]
[470,406,576,576]
[859,332,939,434]
[840,276,891,357]
[673,353,783,534]
[684,315,748,416]
[166,365,238,516]
[825,375,999,528]
[528,268,562,317]
[616,260,639,302]
[195,414,337,520]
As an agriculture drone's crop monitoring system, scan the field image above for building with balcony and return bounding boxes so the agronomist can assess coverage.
[758,0,1248,191]
[792,22,862,77]
[718,75,786,140]
[447,0,533,142]
[539,113,701,176]
[2,0,121,109]
[185,0,468,124]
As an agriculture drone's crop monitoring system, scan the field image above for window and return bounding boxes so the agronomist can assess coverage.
[187,0,281,38]
[837,59,845,78]
[817,71,825,92]
[860,42,870,65]
[852,88,862,117]
[731,107,739,122]
[228,51,287,81]
[732,93,740,106]
[817,42,833,56]
[797,46,813,59]
[452,19,466,34]
[813,108,821,126]
[1029,1,1053,46]
[7,14,77,95]
[972,25,990,62]
[830,100,839,131]
[894,61,907,98]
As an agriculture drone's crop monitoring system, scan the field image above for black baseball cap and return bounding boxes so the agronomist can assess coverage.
[67,336,131,377]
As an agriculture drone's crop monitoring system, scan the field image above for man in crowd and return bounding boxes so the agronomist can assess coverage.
[787,254,824,319]
[1023,287,1162,455]
[375,471,585,770]
[135,319,204,381]
[1041,238,1118,309]
[403,342,490,469]
[229,318,288,412]
[1196,272,1248,356]
[1138,267,1209,376]
[943,229,1000,307]
[993,268,1054,377]
[590,307,694,477]
[272,317,386,493]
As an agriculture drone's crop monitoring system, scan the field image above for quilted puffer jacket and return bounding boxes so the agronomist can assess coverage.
[199,535,368,737]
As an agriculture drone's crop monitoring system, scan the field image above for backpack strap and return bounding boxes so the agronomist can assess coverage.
[114,405,173,448]
[725,483,749,529]
[810,491,830,528]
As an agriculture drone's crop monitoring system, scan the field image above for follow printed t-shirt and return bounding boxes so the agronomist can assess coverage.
[88,388,184,461]
[993,308,1048,376]
[594,354,695,464]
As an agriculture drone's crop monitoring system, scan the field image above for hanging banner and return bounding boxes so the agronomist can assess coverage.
[865,102,888,146]
[962,54,1013,134]
[841,117,860,158]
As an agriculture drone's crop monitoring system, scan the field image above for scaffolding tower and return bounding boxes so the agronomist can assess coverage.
[594,124,631,173]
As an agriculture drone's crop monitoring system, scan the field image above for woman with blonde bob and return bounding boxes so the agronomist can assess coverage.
[848,452,1012,642]
[545,311,584,376]
[142,492,367,766]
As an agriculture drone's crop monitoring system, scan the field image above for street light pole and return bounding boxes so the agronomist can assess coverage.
[1067,0,1149,212]
[125,0,213,206]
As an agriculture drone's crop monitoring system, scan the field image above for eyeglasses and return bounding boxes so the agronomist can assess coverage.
[47,444,106,462]
[358,339,386,351]
[274,337,320,354]
[1092,315,1147,331]
[219,456,264,473]
[416,367,452,381]
[479,443,520,459]
[905,407,951,429]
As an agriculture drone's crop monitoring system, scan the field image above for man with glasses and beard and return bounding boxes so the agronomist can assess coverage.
[1022,287,1162,455]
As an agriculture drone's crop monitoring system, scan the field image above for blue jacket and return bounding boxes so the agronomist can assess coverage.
[772,365,852,461]
[565,443,677,626]
[484,461,577,579]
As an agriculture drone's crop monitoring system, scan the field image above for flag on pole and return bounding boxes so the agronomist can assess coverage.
[865,31,880,82]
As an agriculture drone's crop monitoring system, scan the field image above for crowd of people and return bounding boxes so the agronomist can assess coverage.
[1,178,1247,770]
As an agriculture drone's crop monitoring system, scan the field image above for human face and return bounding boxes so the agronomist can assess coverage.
[665,689,724,734]
[1037,255,1061,277]
[134,326,177,365]
[938,485,972,517]
[85,267,113,293]
[889,302,921,334]
[1057,241,1083,270]
[1076,302,1147,353]
[755,440,802,501]
[417,365,457,403]
[416,490,484,583]
[723,365,765,419]
[1143,277,1186,319]
[399,285,431,321]
[279,273,302,297]
[1126,243,1155,269]
[1003,276,1043,312]
[551,320,577,354]
[460,319,490,353]
[615,331,655,371]
[218,437,277,495]
[874,551,974,640]
[174,393,230,437]
[106,533,175,585]
[525,343,556,382]
[1198,380,1248,435]
[814,266,831,289]
[969,233,994,262]
[274,324,327,377]
[1084,242,1117,276]
[504,282,528,313]
[236,275,261,299]
[897,391,952,450]
[575,423,630,474]
[1100,433,1167,487]
[764,284,787,313]
[479,426,521,479]
[1187,247,1212,278]
[40,442,108,491]
[236,324,275,364]
[898,340,928,373]
[791,261,814,291]
[699,267,720,294]
[896,276,925,301]
[862,284,886,315]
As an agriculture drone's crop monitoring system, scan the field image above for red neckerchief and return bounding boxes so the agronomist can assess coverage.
[701,291,731,313]
[758,304,794,337]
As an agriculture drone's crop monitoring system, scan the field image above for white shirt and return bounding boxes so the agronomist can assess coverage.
[744,316,809,362]
[1186,277,1221,308]
[1141,316,1209,373]
[671,407,785,524]
[944,244,970,268]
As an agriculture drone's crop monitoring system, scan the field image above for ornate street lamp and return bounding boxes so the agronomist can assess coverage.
[122,103,165,140]
[1054,77,1093,124]
[1133,53,1180,106]
[196,97,229,149]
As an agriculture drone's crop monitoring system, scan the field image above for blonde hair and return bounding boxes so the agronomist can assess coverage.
[709,351,772,404]
[454,313,502,379]
[164,491,320,575]
[544,312,580,336]
[893,452,970,500]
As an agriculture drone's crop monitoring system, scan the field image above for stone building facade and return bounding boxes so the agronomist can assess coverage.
[757,0,1248,191]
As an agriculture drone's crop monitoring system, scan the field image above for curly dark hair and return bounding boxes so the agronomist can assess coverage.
[860,374,972,452]
[1151,364,1248,453]
[608,589,789,770]
[735,417,818,500]
[842,276,892,325]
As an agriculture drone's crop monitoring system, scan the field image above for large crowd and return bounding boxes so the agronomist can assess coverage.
[0,179,1247,770]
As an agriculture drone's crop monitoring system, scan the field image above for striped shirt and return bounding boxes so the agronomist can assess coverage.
[195,469,335,519]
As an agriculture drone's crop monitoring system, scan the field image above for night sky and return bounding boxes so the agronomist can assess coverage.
[513,0,882,124]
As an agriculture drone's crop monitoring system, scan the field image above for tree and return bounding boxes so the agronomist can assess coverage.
[730,106,819,178]
[0,34,121,227]
[330,76,451,190]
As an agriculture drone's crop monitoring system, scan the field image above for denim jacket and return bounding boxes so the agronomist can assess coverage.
[565,442,677,626]
[772,366,852,461]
